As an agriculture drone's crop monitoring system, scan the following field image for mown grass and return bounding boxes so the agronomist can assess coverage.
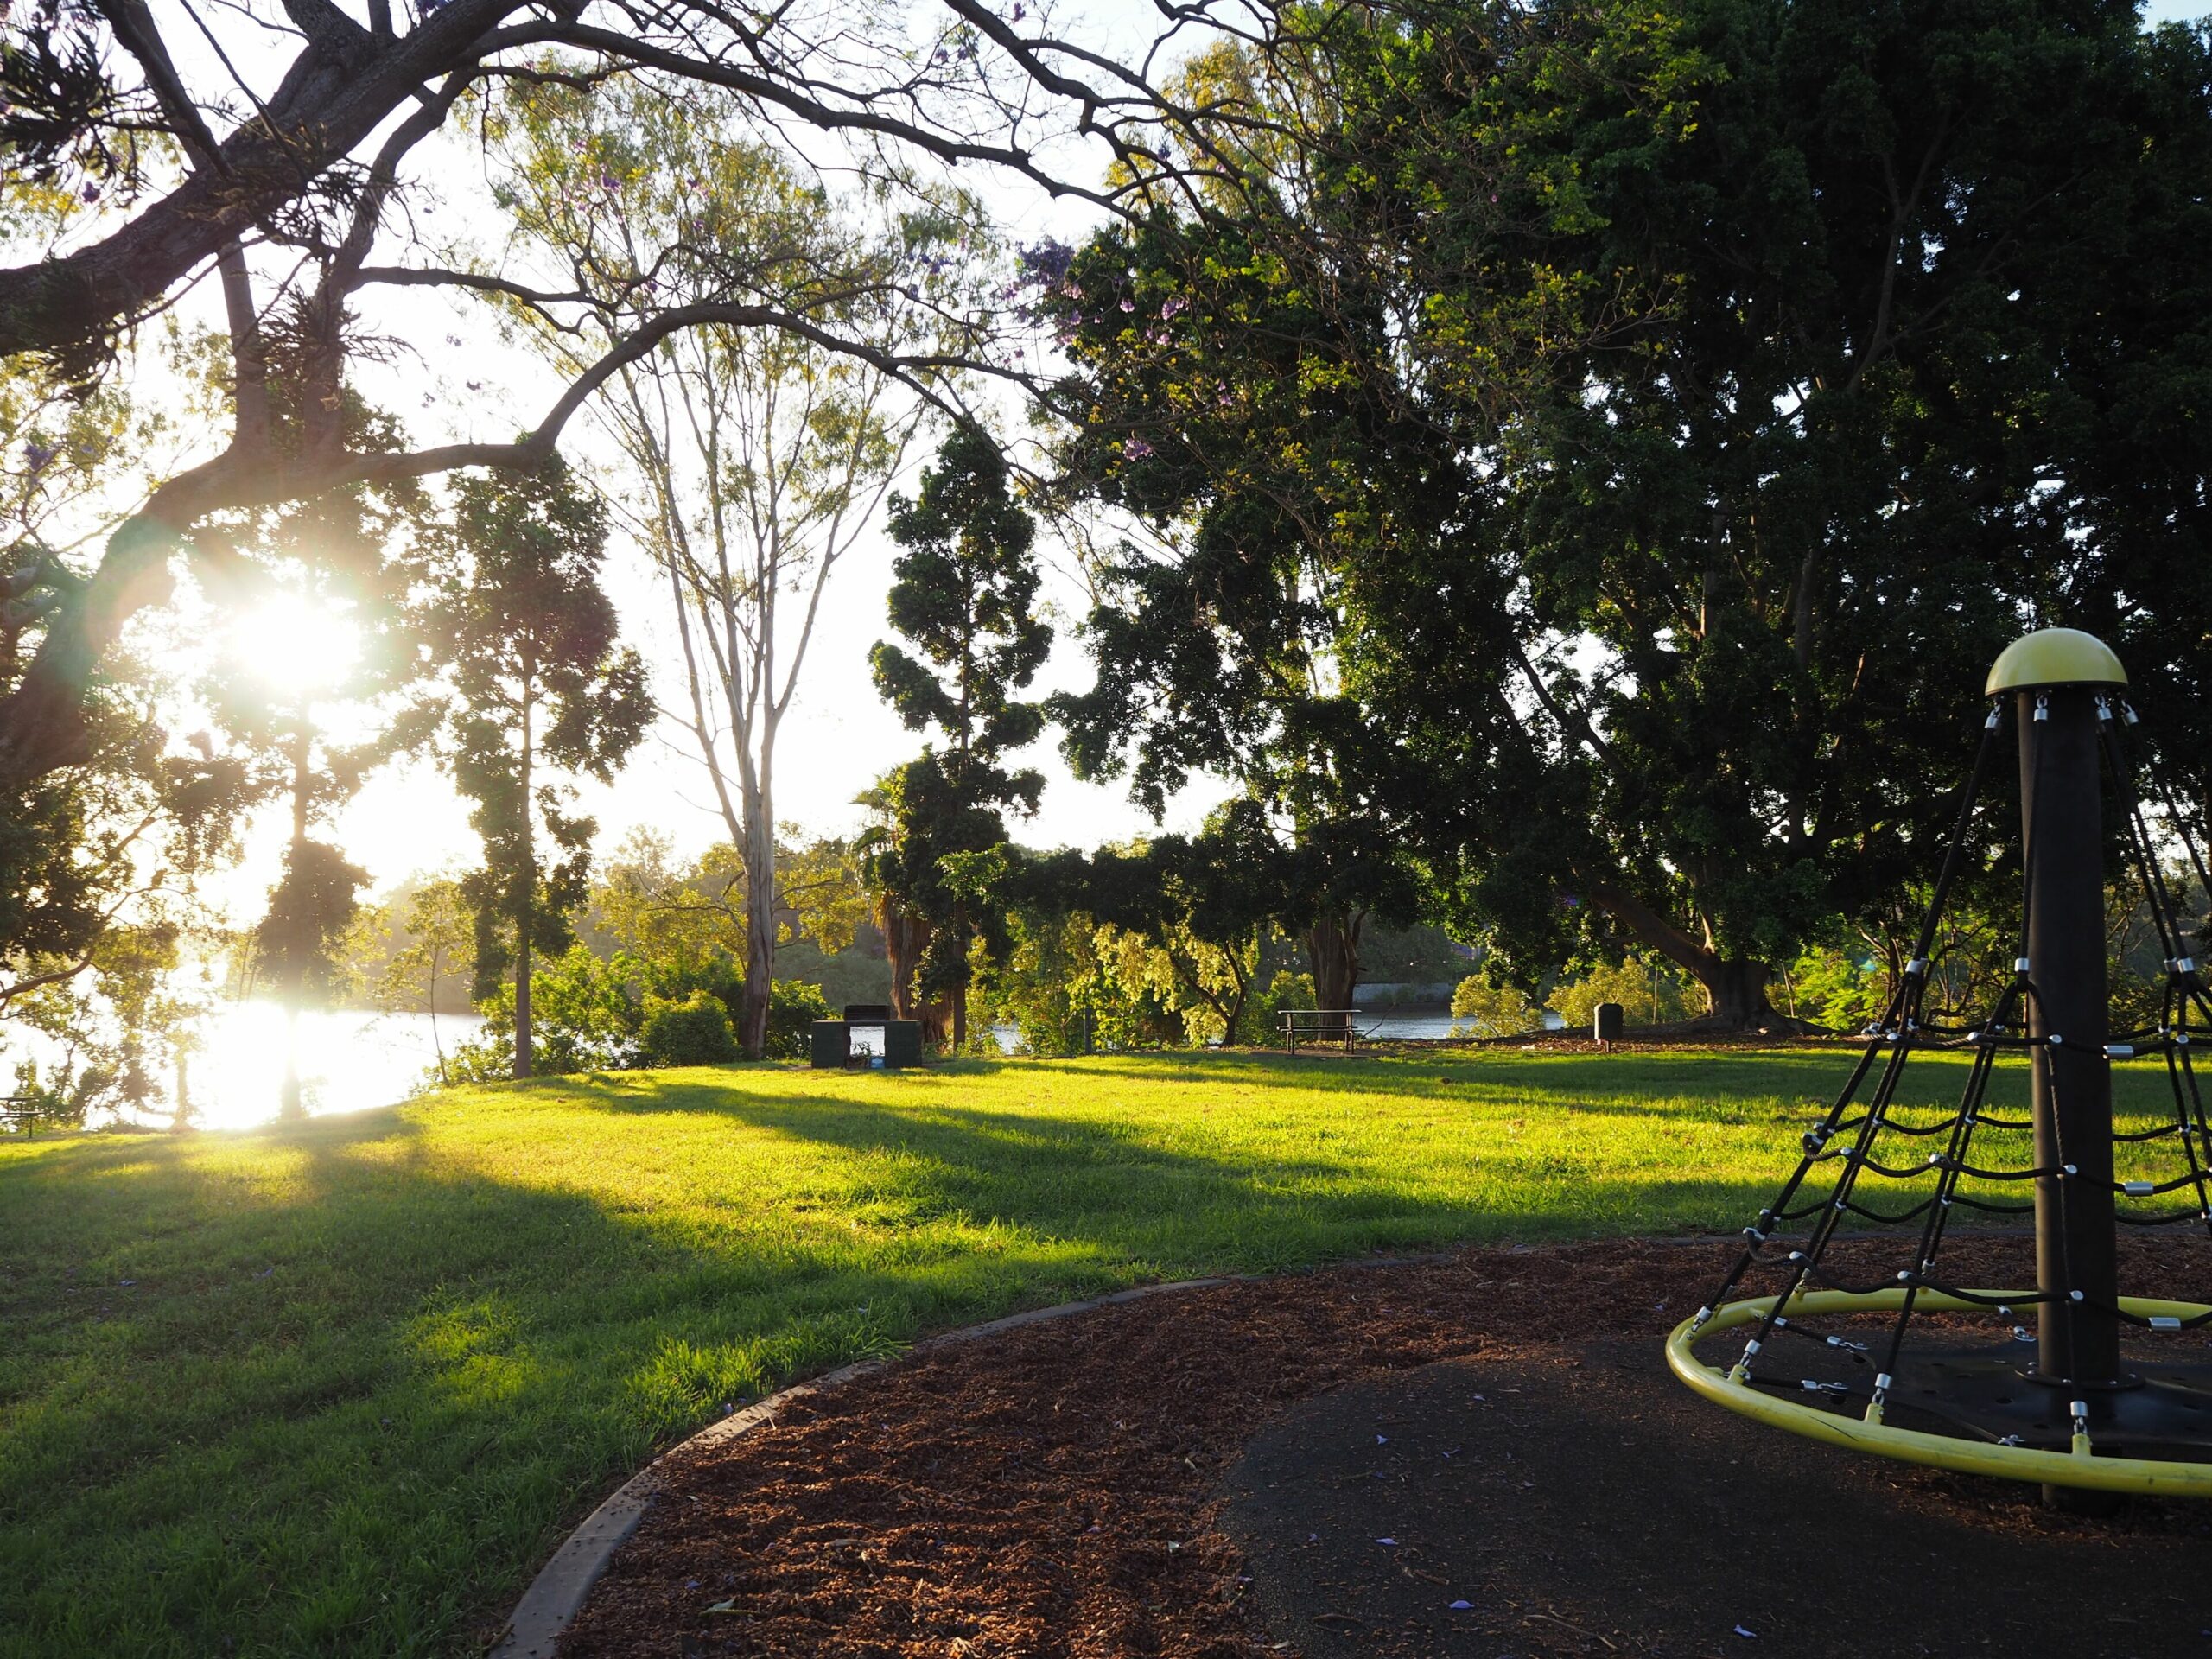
[0,1046,2187,1657]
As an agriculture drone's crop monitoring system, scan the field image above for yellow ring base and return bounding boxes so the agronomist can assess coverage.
[1668,1288,2212,1497]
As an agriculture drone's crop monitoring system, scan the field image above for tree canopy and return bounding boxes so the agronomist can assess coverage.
[1042,0,2212,1026]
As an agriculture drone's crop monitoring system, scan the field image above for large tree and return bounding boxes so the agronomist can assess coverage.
[493,74,922,1057]
[866,422,1050,1048]
[1043,0,2212,1027]
[429,458,650,1078]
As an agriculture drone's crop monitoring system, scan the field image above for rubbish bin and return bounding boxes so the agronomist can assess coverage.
[1593,1001,1625,1043]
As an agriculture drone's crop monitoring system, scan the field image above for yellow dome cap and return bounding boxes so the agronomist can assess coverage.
[1985,628,2127,696]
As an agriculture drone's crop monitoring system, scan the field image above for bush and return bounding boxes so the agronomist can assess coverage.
[445,945,644,1080]
[640,990,738,1065]
[1551,957,1694,1031]
[1449,975,1541,1037]
[765,979,833,1058]
[1246,969,1318,1045]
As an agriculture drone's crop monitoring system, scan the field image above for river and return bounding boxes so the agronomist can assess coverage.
[2,1002,484,1135]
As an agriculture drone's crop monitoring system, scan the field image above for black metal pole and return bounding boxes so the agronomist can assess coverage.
[2016,684,2120,1393]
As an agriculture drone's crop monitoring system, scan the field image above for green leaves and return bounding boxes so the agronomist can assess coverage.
[428,455,650,1014]
[866,424,1051,1024]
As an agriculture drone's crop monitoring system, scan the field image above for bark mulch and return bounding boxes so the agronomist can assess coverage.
[555,1234,2212,1659]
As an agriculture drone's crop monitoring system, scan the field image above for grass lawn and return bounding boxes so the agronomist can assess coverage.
[0,1045,2187,1656]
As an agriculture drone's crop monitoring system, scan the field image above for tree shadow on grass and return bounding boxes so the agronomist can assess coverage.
[0,1060,2048,1659]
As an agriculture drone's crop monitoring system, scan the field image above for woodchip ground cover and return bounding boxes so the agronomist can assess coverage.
[0,1046,2185,1657]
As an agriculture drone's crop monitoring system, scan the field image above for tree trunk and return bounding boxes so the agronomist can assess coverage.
[1692,957,1777,1030]
[879,897,950,1046]
[950,900,969,1052]
[278,721,310,1118]
[1579,878,1781,1032]
[171,1052,191,1133]
[1306,910,1365,1039]
[281,1004,302,1117]
[513,931,532,1079]
[513,699,533,1081]
[429,948,448,1086]
[740,793,776,1059]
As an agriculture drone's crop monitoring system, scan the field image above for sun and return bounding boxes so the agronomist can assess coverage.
[230,592,363,699]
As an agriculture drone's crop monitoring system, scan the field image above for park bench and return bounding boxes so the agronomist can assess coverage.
[1277,1010,1375,1056]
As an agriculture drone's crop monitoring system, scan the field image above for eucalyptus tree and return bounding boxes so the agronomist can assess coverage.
[866,422,1050,1048]
[429,458,651,1079]
[493,76,924,1057]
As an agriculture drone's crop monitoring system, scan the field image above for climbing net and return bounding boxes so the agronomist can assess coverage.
[1668,691,2212,1495]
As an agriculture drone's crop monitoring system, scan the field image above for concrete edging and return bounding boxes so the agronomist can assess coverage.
[486,1278,1236,1658]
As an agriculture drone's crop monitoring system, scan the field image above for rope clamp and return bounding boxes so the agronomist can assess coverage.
[2152,1315,2183,1331]
[1984,707,2003,729]
[2107,1044,2134,1058]
[2096,695,2114,722]
[1905,957,1929,977]
[2123,701,2140,725]
[2014,957,2033,975]
[2034,692,2050,722]
[2063,1163,2078,1175]
[2125,1180,2153,1195]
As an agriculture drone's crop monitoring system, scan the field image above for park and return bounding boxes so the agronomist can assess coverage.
[7,0,2212,1655]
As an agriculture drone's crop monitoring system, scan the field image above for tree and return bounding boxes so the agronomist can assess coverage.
[1040,0,2212,1027]
[430,458,650,1079]
[492,76,923,1056]
[1037,210,1449,1019]
[866,423,1050,1049]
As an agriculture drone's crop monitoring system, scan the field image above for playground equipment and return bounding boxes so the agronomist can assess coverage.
[1669,629,2212,1501]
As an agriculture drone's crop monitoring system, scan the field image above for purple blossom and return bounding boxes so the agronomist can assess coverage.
[1122,435,1154,461]
[22,440,57,473]
[1118,297,1135,313]
[1015,238,1076,287]
[1160,294,1189,319]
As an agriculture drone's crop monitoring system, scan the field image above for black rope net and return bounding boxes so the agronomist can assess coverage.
[1688,691,2212,1446]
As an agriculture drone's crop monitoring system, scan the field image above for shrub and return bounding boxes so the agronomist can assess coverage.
[1449,975,1541,1037]
[1246,969,1319,1045]
[1551,957,1694,1031]
[640,990,738,1065]
[765,980,833,1059]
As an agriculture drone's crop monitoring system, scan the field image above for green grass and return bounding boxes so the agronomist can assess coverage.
[0,1046,2187,1656]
